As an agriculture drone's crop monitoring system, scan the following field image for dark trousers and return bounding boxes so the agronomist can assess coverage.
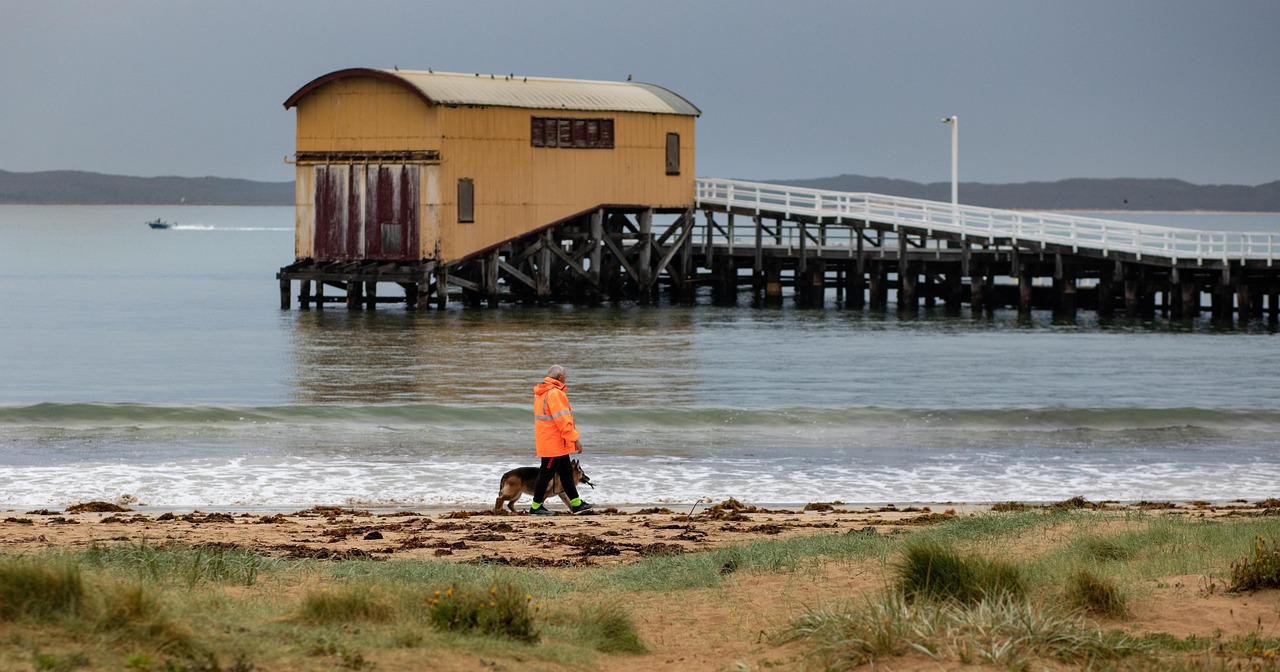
[532,455,579,505]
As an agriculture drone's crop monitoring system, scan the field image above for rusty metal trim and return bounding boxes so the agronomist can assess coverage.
[284,68,435,109]
[292,150,440,165]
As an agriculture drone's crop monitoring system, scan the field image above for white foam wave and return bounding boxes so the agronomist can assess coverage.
[1,455,1276,509]
[169,225,289,231]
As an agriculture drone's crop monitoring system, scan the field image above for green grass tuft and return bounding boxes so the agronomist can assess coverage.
[297,583,392,625]
[426,582,539,642]
[780,591,1148,669]
[82,541,272,587]
[1063,568,1128,618]
[895,540,1025,604]
[0,557,83,621]
[566,602,647,654]
[1078,535,1135,563]
[1229,535,1280,592]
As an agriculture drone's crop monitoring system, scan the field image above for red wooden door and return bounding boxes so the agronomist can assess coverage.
[314,164,419,260]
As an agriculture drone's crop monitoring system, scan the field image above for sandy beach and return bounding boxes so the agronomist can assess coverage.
[3,498,1280,671]
[1,499,979,564]
[1,497,1273,566]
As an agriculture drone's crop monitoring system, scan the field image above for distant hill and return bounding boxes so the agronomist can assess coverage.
[0,169,293,205]
[762,174,1280,212]
[3,168,1277,211]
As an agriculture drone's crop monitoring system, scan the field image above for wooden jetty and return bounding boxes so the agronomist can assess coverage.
[276,68,1278,321]
[281,178,1279,321]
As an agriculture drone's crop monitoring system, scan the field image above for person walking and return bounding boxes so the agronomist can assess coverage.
[530,364,593,515]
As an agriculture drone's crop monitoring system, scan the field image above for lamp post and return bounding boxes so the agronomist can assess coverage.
[941,116,957,207]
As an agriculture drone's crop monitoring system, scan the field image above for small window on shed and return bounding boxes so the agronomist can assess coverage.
[532,116,614,149]
[665,132,681,175]
[531,118,546,147]
[457,178,474,223]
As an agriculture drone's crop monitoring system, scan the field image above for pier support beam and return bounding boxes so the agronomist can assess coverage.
[712,256,737,305]
[637,209,653,305]
[1097,271,1115,318]
[868,260,889,310]
[846,226,866,309]
[969,268,985,314]
[797,260,826,308]
[1179,280,1200,318]
[945,269,964,314]
[279,278,291,309]
[763,259,783,307]
[899,262,917,311]
[346,280,363,310]
[1016,255,1032,315]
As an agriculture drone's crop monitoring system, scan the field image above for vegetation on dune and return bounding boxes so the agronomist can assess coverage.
[1,510,1278,670]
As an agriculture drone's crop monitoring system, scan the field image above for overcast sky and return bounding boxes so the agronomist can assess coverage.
[3,0,1277,186]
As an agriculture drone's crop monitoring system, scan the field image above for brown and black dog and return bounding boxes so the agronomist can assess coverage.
[493,459,593,513]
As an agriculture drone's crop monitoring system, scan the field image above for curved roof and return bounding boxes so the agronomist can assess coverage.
[284,68,700,117]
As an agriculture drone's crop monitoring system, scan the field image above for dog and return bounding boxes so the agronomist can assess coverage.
[493,459,593,513]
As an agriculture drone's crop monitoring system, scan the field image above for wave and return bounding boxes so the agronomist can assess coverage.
[3,402,1278,432]
[170,225,290,231]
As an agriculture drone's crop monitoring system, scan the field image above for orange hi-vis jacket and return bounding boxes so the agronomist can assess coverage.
[534,377,580,457]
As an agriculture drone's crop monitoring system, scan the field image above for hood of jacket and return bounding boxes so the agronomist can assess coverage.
[534,377,566,395]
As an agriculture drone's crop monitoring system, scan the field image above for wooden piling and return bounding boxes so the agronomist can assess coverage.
[764,258,783,307]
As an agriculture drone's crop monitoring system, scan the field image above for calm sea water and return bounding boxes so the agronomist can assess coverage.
[2,205,1279,509]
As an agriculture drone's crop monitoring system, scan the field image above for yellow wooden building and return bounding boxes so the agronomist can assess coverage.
[282,68,700,267]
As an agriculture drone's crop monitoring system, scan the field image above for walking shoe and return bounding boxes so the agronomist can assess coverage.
[529,506,554,516]
[570,501,595,515]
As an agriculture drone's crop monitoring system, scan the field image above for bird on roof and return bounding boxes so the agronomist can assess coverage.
[428,68,433,73]
[394,65,399,71]
[626,74,632,81]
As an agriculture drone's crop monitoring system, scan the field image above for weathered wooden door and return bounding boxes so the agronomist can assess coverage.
[314,164,420,260]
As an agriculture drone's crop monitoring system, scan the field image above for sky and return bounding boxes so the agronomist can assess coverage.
[3,0,1277,186]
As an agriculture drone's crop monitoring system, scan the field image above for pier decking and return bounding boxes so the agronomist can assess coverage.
[279,179,1279,320]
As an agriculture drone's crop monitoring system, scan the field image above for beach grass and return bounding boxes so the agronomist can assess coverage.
[2,509,1279,670]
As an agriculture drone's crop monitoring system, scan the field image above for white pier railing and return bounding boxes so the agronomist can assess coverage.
[695,178,1277,266]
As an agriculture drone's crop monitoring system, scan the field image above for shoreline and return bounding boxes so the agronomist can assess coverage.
[4,497,1275,565]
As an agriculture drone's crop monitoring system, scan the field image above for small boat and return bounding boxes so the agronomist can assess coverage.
[146,218,172,229]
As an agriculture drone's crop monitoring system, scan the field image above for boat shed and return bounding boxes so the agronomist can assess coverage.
[278,68,700,308]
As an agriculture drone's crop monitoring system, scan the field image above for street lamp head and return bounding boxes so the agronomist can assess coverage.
[941,116,956,123]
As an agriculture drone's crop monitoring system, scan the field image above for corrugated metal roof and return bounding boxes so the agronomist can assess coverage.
[284,69,700,117]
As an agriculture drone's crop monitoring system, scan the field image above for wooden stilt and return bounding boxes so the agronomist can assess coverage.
[752,215,764,298]
[486,249,501,308]
[1097,274,1114,317]
[870,260,889,310]
[946,269,963,314]
[1016,256,1032,315]
[1180,281,1198,318]
[347,280,363,310]
[764,258,783,307]
[279,278,291,309]
[969,268,984,314]
[435,271,448,310]
[638,209,653,304]
[589,210,603,295]
[1237,279,1253,321]
[847,226,866,308]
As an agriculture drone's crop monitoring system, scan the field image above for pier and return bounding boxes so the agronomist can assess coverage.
[280,178,1279,321]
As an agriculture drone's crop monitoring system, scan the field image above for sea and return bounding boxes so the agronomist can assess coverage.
[2,205,1279,510]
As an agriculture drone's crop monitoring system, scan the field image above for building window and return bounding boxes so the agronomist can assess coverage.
[458,178,474,223]
[531,117,614,149]
[665,132,680,175]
